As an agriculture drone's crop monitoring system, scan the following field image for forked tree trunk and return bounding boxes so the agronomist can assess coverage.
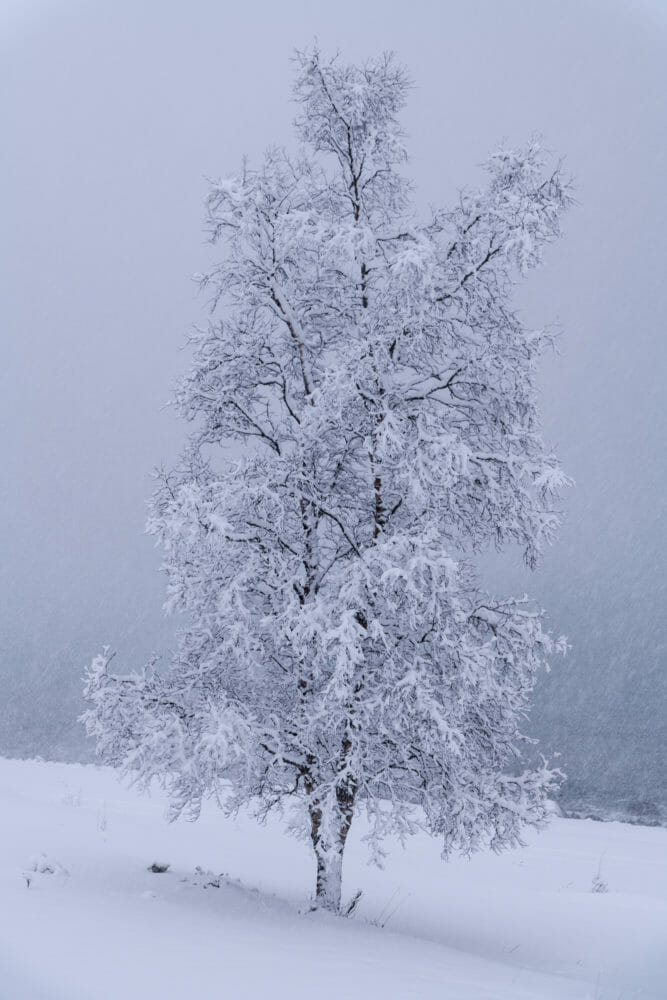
[309,791,354,912]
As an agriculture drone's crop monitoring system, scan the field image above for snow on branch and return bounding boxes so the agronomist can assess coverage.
[84,47,572,912]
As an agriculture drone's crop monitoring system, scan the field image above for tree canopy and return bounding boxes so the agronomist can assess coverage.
[84,48,571,912]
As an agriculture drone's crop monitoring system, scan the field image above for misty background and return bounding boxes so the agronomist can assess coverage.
[2,0,665,820]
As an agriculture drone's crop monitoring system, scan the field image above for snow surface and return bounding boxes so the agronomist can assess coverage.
[0,758,665,999]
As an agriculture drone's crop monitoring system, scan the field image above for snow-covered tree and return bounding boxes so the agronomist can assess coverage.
[84,49,571,912]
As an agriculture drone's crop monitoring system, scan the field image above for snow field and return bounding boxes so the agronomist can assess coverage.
[0,758,665,999]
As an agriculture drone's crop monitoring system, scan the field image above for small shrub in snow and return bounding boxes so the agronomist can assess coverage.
[191,867,226,889]
[60,788,82,807]
[23,853,69,887]
[591,854,608,893]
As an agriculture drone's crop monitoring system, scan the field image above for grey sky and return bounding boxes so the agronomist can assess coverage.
[1,1,665,812]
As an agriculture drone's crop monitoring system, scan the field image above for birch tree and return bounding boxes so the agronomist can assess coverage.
[84,49,571,912]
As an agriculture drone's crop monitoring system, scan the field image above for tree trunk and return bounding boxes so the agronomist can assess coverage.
[314,844,344,912]
[308,793,354,913]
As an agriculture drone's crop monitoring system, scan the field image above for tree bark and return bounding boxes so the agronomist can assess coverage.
[314,844,344,912]
[308,792,354,912]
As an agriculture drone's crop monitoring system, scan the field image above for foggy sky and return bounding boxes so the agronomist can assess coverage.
[1,0,665,812]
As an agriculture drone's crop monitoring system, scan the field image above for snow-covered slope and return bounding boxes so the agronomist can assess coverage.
[0,758,665,999]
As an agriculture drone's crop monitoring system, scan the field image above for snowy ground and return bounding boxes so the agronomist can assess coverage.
[0,759,665,999]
